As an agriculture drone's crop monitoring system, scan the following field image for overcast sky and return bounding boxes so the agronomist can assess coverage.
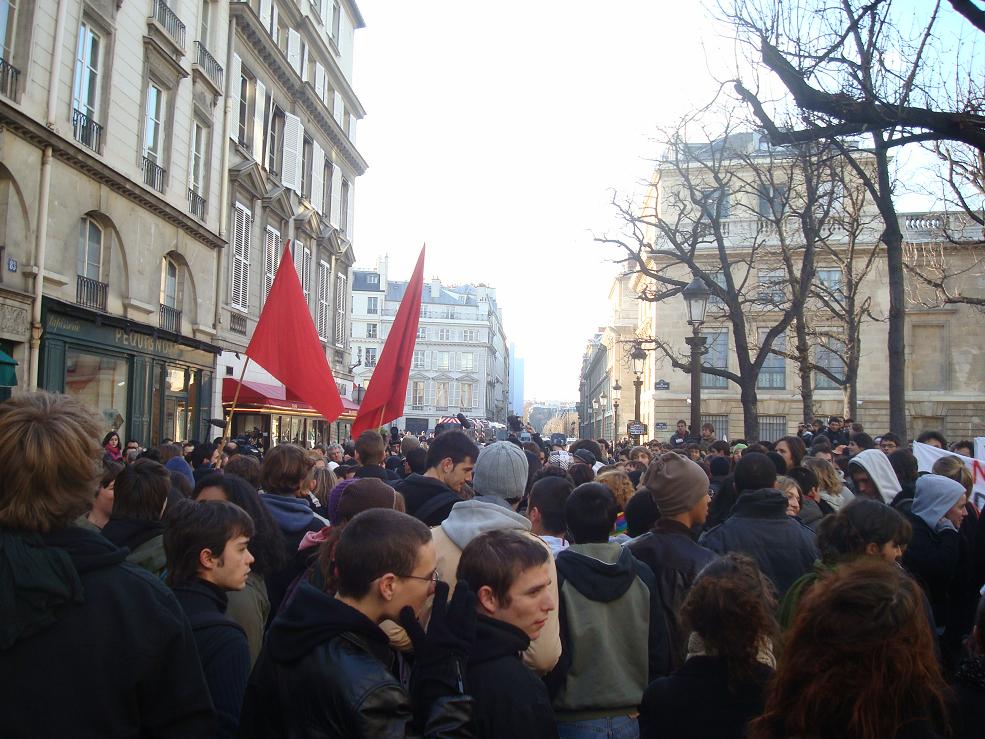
[350,0,968,404]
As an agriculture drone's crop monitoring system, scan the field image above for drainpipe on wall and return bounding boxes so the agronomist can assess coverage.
[215,15,236,332]
[28,147,53,390]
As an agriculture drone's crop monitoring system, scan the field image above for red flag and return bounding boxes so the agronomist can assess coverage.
[245,243,343,422]
[352,245,426,435]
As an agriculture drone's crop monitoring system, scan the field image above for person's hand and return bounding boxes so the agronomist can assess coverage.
[399,580,476,664]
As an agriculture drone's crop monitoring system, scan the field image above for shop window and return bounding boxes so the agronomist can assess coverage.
[64,348,127,433]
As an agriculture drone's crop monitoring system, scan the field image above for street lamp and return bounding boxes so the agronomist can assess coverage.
[630,344,647,444]
[612,380,621,444]
[683,277,711,438]
[599,391,607,440]
[591,398,600,440]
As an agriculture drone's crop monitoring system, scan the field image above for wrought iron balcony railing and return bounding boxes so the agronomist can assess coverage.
[0,56,20,100]
[152,0,186,49]
[76,274,108,311]
[188,188,206,219]
[142,156,166,192]
[72,108,103,151]
[159,303,181,333]
[193,41,223,89]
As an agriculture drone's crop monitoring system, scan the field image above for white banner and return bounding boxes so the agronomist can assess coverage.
[912,441,985,510]
[975,437,985,461]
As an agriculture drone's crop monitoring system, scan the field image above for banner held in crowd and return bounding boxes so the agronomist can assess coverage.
[244,242,343,424]
[913,441,985,509]
[352,245,426,436]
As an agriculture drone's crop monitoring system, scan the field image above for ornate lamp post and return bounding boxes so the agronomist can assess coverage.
[599,391,607,441]
[591,398,599,439]
[630,344,647,444]
[683,277,711,439]
[612,380,621,444]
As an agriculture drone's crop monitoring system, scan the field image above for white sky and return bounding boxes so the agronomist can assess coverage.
[350,0,974,404]
[350,0,729,402]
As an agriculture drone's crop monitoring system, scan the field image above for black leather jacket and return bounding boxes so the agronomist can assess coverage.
[239,582,472,738]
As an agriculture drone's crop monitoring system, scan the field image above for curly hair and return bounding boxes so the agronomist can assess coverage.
[596,470,634,510]
[681,554,778,693]
[749,559,949,739]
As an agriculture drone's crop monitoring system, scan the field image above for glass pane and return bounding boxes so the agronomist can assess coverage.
[0,0,16,58]
[167,366,186,393]
[64,349,128,435]
[186,371,198,441]
[150,365,162,445]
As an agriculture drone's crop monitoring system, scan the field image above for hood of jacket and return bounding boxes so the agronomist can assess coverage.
[265,580,389,663]
[848,449,902,504]
[555,543,639,603]
[164,456,195,485]
[1,526,127,650]
[439,499,531,551]
[262,493,327,534]
[172,578,229,619]
[470,614,530,667]
[730,488,790,519]
[100,516,164,553]
[798,497,825,526]
[911,473,966,531]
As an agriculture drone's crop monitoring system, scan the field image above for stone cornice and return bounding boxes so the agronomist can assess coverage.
[0,104,227,250]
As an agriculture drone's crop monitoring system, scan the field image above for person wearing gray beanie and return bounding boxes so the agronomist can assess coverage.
[641,452,712,516]
[471,441,529,505]
[399,435,421,456]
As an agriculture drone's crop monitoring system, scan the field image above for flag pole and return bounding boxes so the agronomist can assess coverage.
[224,357,251,441]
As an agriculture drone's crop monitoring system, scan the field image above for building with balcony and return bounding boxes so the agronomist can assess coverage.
[0,0,366,447]
[214,0,367,448]
[605,133,985,443]
[351,257,510,435]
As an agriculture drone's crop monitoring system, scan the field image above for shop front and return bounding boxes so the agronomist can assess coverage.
[40,300,218,446]
[222,378,358,450]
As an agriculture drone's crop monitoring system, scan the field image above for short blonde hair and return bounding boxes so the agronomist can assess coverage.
[0,393,101,532]
[932,455,973,497]
[804,457,841,495]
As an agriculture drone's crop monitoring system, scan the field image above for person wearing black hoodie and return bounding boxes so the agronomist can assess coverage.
[0,392,215,737]
[100,457,172,577]
[456,529,559,739]
[240,509,475,737]
[699,453,818,596]
[165,500,255,739]
[395,431,479,525]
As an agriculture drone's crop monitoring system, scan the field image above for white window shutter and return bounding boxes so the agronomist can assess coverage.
[300,39,307,81]
[263,226,279,301]
[229,54,242,141]
[315,63,326,104]
[292,240,306,299]
[252,79,266,162]
[303,246,312,303]
[310,141,324,216]
[287,30,302,76]
[281,112,302,191]
[260,0,272,32]
[333,90,343,123]
[270,2,278,37]
[329,164,342,226]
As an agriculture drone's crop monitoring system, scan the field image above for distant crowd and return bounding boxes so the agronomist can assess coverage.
[1,395,983,738]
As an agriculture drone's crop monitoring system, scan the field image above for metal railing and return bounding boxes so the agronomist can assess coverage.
[193,41,223,88]
[152,0,186,49]
[230,313,247,334]
[0,57,19,100]
[142,156,166,192]
[159,303,181,333]
[72,108,103,151]
[76,274,108,310]
[188,188,206,219]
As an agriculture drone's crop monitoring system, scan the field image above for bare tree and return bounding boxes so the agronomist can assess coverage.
[598,114,845,440]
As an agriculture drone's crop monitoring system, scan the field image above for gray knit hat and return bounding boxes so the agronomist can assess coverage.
[400,435,421,456]
[642,452,710,515]
[472,441,529,501]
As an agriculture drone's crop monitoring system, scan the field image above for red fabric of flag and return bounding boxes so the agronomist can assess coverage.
[246,243,343,422]
[352,245,426,435]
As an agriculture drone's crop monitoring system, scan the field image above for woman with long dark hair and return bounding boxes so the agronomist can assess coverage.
[639,554,778,739]
[194,472,287,665]
[102,430,122,462]
[749,560,950,739]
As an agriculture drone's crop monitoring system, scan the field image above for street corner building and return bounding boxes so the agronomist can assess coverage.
[0,0,368,447]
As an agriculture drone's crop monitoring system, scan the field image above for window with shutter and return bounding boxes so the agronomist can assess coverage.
[310,141,324,215]
[287,29,302,75]
[317,260,330,340]
[263,225,279,302]
[334,272,346,347]
[281,113,302,191]
[293,240,311,303]
[252,79,266,163]
[231,203,252,311]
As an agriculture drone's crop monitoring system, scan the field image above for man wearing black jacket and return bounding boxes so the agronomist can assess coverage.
[241,508,476,737]
[0,393,215,738]
[165,500,255,739]
[395,431,479,526]
[100,458,171,576]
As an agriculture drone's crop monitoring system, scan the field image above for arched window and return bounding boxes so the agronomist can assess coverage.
[77,216,102,280]
[161,257,178,308]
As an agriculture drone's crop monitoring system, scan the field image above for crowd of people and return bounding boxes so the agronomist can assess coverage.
[1,394,983,738]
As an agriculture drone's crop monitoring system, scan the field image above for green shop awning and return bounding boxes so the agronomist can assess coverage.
[0,349,17,387]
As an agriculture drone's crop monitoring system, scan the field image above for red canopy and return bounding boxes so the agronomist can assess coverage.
[222,378,359,414]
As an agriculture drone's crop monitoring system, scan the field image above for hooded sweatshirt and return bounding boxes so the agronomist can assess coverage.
[848,449,902,504]
[550,543,669,720]
[911,474,966,532]
[385,500,562,674]
[164,455,195,487]
[100,516,167,577]
[260,493,330,620]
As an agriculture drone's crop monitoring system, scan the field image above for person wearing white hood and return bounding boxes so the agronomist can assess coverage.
[386,441,562,675]
[847,448,903,505]
[903,474,968,646]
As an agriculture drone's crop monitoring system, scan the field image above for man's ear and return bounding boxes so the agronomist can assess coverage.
[528,506,541,525]
[377,572,398,602]
[476,584,498,615]
[198,547,218,573]
[439,457,455,475]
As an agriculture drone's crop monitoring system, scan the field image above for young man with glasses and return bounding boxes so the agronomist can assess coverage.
[240,508,476,738]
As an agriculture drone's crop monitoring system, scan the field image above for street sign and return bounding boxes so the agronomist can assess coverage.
[654,379,670,390]
[654,422,668,431]
[628,421,646,436]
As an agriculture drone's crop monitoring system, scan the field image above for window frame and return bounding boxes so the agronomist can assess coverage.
[77,216,104,281]
[700,330,729,389]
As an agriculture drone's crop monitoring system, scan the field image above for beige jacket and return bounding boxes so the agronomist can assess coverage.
[385,499,562,674]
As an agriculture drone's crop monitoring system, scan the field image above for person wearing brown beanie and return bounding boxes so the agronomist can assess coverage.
[628,453,717,669]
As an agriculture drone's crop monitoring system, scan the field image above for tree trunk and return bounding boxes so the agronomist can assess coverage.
[794,312,814,422]
[873,138,908,439]
[740,380,760,440]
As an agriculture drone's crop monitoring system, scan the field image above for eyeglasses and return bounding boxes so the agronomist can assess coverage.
[399,569,440,584]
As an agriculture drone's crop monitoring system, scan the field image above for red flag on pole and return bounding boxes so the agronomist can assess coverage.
[352,245,426,436]
[245,243,343,422]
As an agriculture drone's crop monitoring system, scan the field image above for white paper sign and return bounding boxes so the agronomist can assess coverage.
[912,441,985,510]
